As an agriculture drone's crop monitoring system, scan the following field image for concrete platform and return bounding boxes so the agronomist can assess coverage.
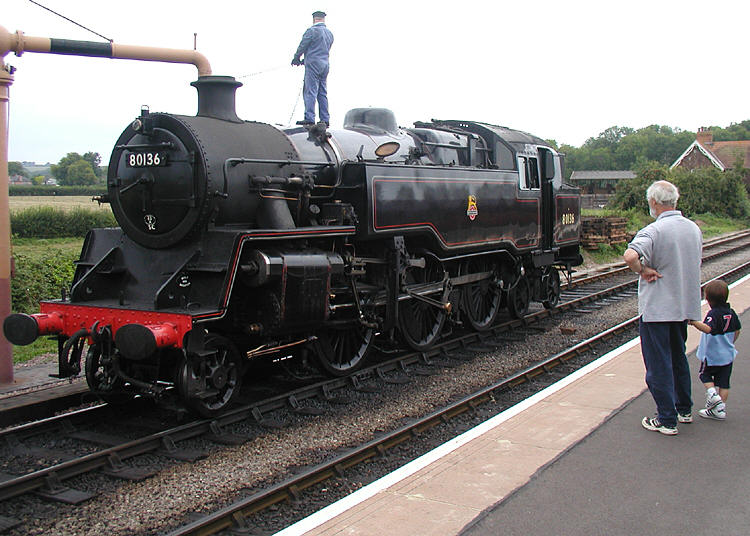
[277,275,750,536]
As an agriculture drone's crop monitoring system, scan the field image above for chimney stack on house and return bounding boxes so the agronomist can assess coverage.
[696,127,713,146]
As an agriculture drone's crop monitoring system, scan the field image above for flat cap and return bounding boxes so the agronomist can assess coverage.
[312,11,326,17]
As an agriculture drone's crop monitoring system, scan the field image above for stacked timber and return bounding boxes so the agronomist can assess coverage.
[581,217,629,250]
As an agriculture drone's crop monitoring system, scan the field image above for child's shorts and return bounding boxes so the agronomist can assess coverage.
[699,361,733,389]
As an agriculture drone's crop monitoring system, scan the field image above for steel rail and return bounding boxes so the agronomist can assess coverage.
[166,261,750,536]
[1,241,749,504]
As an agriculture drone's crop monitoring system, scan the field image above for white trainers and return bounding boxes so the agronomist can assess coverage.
[699,408,726,420]
[706,391,722,409]
[642,416,678,435]
[677,412,693,423]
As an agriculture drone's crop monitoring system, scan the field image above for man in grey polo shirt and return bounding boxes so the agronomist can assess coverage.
[624,180,702,435]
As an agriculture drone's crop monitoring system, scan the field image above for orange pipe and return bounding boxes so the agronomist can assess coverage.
[0,26,212,76]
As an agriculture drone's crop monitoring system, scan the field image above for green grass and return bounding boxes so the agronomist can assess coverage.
[583,242,628,265]
[12,337,58,364]
[691,212,749,237]
[11,237,83,364]
[12,236,84,255]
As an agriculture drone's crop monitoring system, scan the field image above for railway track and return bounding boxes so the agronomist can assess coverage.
[1,235,749,534]
[0,234,750,534]
[166,259,750,536]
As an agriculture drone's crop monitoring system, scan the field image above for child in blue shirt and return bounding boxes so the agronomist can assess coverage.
[688,279,741,420]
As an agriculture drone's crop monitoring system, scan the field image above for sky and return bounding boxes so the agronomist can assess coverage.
[3,0,750,164]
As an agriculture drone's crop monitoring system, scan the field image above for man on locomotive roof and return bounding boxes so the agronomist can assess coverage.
[623,180,702,436]
[291,11,334,127]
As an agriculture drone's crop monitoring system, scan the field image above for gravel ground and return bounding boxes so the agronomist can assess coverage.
[2,249,749,536]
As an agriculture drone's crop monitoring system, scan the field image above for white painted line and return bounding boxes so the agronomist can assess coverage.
[276,272,750,536]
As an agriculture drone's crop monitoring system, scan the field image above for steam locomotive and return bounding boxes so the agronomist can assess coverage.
[3,75,582,415]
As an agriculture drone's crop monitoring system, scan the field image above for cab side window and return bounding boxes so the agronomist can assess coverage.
[517,156,540,190]
[527,157,540,189]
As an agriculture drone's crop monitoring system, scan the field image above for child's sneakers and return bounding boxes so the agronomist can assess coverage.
[699,407,726,420]
[706,390,723,409]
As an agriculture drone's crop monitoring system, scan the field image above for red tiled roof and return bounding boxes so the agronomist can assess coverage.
[702,140,750,169]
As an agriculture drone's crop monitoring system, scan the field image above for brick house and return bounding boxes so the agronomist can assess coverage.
[670,128,750,171]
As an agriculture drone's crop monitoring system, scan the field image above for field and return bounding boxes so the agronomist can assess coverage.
[9,195,112,213]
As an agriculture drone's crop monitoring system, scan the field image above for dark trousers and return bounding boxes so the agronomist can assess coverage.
[639,319,692,427]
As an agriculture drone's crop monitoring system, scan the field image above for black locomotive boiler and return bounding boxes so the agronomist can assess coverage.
[3,75,582,415]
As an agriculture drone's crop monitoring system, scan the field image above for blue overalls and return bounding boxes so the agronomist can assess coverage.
[294,22,334,124]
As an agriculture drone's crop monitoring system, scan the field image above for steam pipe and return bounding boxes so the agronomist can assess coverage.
[0,26,212,76]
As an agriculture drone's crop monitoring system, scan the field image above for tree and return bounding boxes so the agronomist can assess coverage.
[8,161,28,177]
[611,163,750,220]
[65,160,98,185]
[51,152,102,185]
[51,152,83,184]
[82,151,104,179]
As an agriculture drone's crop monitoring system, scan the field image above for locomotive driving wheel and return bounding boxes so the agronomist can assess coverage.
[177,334,243,417]
[542,266,561,309]
[507,274,531,319]
[314,321,374,376]
[399,257,447,351]
[461,257,501,332]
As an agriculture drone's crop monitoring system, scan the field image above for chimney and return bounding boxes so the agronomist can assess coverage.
[696,127,713,146]
[190,75,242,122]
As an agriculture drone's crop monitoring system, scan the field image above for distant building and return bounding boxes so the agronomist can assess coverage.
[569,170,636,195]
[9,174,32,185]
[670,128,750,171]
[569,170,635,209]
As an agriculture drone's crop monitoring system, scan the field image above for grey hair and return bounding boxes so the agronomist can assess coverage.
[646,180,679,207]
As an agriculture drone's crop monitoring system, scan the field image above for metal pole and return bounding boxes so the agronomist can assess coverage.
[0,62,13,384]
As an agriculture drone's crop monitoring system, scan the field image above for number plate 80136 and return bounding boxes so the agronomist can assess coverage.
[126,151,167,167]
